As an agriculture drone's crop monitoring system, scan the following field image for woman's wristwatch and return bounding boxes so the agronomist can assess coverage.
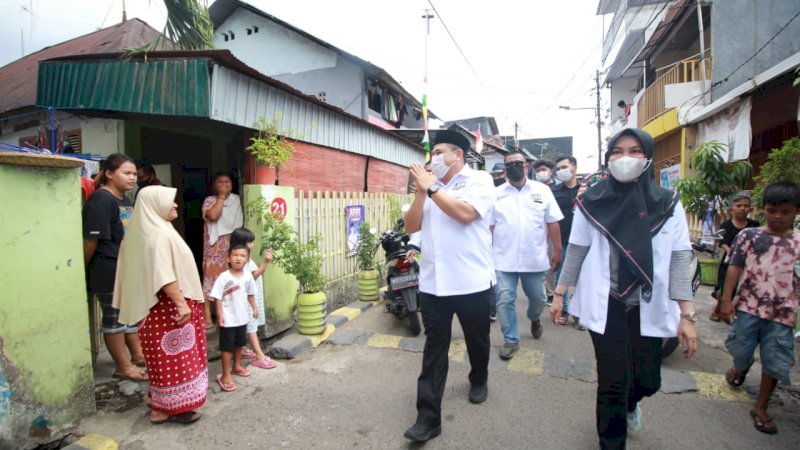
[680,311,698,322]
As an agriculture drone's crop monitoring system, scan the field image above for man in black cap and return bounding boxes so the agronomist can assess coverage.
[491,162,506,187]
[403,130,495,442]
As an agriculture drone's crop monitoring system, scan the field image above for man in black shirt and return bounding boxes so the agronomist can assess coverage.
[550,155,585,330]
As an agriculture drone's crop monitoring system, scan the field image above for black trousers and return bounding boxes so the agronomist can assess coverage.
[589,299,662,450]
[415,287,492,427]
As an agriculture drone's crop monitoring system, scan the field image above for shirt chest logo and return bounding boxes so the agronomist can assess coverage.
[222,280,240,298]
[451,181,466,191]
[530,193,543,204]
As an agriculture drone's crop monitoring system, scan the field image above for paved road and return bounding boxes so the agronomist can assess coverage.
[76,285,800,449]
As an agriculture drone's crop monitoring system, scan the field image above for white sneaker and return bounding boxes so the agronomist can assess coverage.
[627,404,642,432]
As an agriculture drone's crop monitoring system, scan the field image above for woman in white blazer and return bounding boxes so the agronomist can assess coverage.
[551,128,698,450]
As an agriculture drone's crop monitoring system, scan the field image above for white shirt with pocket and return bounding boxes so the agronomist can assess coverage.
[567,202,692,337]
[491,180,563,273]
[210,270,256,327]
[419,166,495,297]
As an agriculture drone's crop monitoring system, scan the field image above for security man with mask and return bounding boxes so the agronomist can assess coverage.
[492,151,563,360]
[403,130,495,443]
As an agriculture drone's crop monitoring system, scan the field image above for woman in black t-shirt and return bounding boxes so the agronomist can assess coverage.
[710,192,759,321]
[83,153,147,381]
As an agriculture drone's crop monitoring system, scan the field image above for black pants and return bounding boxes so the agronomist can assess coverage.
[415,288,492,427]
[589,299,662,450]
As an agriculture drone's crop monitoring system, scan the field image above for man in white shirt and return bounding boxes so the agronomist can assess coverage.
[492,151,563,360]
[403,130,495,443]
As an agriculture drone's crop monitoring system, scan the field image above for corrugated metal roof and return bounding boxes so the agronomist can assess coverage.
[210,65,421,166]
[0,18,167,115]
[37,59,210,116]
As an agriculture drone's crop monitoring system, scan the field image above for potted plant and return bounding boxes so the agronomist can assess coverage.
[248,198,327,335]
[246,115,295,185]
[281,235,327,335]
[355,222,380,301]
[674,140,751,285]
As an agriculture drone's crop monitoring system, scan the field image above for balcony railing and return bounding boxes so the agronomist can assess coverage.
[637,58,712,127]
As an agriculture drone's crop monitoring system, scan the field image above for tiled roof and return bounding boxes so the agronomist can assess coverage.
[0,18,165,114]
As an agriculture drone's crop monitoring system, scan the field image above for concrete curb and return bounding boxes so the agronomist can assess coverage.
[268,297,383,359]
[62,434,119,450]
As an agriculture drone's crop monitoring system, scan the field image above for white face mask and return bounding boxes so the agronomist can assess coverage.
[607,156,651,183]
[430,153,456,180]
[534,171,550,183]
[555,168,573,183]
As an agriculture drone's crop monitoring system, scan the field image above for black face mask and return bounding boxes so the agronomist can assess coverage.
[493,177,505,187]
[506,165,526,182]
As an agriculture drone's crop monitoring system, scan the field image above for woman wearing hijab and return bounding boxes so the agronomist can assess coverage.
[202,173,244,328]
[550,128,698,449]
[113,186,208,425]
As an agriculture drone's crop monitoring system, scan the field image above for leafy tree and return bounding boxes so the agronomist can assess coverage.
[129,0,214,53]
[355,222,378,271]
[674,140,751,220]
[751,137,800,212]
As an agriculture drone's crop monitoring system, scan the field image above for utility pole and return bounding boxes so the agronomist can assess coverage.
[595,69,603,171]
[514,122,519,149]
[122,0,127,22]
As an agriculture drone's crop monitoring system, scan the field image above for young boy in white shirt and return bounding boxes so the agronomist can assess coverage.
[210,244,258,393]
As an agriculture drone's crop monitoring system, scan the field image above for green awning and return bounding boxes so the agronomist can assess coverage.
[37,59,210,117]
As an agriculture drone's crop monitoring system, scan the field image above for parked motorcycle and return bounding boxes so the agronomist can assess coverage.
[661,237,718,359]
[377,217,422,335]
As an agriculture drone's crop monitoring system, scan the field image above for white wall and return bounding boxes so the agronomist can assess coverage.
[0,113,123,156]
[214,8,366,118]
[213,8,337,76]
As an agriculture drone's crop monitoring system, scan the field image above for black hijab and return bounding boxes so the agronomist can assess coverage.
[576,128,679,300]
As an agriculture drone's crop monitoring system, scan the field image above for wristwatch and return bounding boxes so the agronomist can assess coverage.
[427,184,440,198]
[680,311,698,322]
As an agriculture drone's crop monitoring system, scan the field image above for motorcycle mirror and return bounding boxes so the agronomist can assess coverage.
[385,229,393,234]
[401,204,411,213]
[369,228,377,235]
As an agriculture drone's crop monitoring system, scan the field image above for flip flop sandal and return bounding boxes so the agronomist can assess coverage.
[150,411,203,425]
[251,358,277,369]
[112,369,149,382]
[241,349,257,360]
[131,359,147,368]
[750,410,778,435]
[725,367,747,387]
[557,315,568,326]
[216,374,236,392]
[232,368,251,377]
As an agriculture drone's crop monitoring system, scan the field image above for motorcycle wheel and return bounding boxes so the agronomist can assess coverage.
[408,311,421,336]
[661,337,680,359]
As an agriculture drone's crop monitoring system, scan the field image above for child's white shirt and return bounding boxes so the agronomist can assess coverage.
[210,270,256,327]
[245,259,266,326]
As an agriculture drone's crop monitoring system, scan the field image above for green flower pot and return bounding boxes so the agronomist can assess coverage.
[358,269,380,302]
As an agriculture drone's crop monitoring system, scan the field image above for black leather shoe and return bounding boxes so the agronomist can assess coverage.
[403,422,442,442]
[531,320,543,339]
[468,384,488,404]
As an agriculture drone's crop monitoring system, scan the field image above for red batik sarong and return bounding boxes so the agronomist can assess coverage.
[140,292,208,415]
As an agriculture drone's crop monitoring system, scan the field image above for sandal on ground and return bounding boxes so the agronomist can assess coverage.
[216,374,236,392]
[241,348,257,360]
[233,367,251,377]
[725,367,748,387]
[572,318,587,331]
[112,368,148,382]
[709,310,721,322]
[150,410,202,425]
[750,409,778,434]
[251,357,277,369]
[557,314,569,326]
[131,359,146,368]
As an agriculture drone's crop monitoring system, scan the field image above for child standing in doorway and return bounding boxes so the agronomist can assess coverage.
[720,181,800,435]
[230,227,277,370]
[210,245,258,392]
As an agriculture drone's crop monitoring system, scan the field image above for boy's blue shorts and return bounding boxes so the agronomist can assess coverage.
[725,311,795,385]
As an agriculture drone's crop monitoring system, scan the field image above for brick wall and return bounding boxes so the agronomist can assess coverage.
[277,141,410,194]
[279,141,366,192]
[367,158,410,193]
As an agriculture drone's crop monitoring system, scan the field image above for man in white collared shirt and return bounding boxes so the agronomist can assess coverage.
[402,130,495,443]
[492,151,563,360]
